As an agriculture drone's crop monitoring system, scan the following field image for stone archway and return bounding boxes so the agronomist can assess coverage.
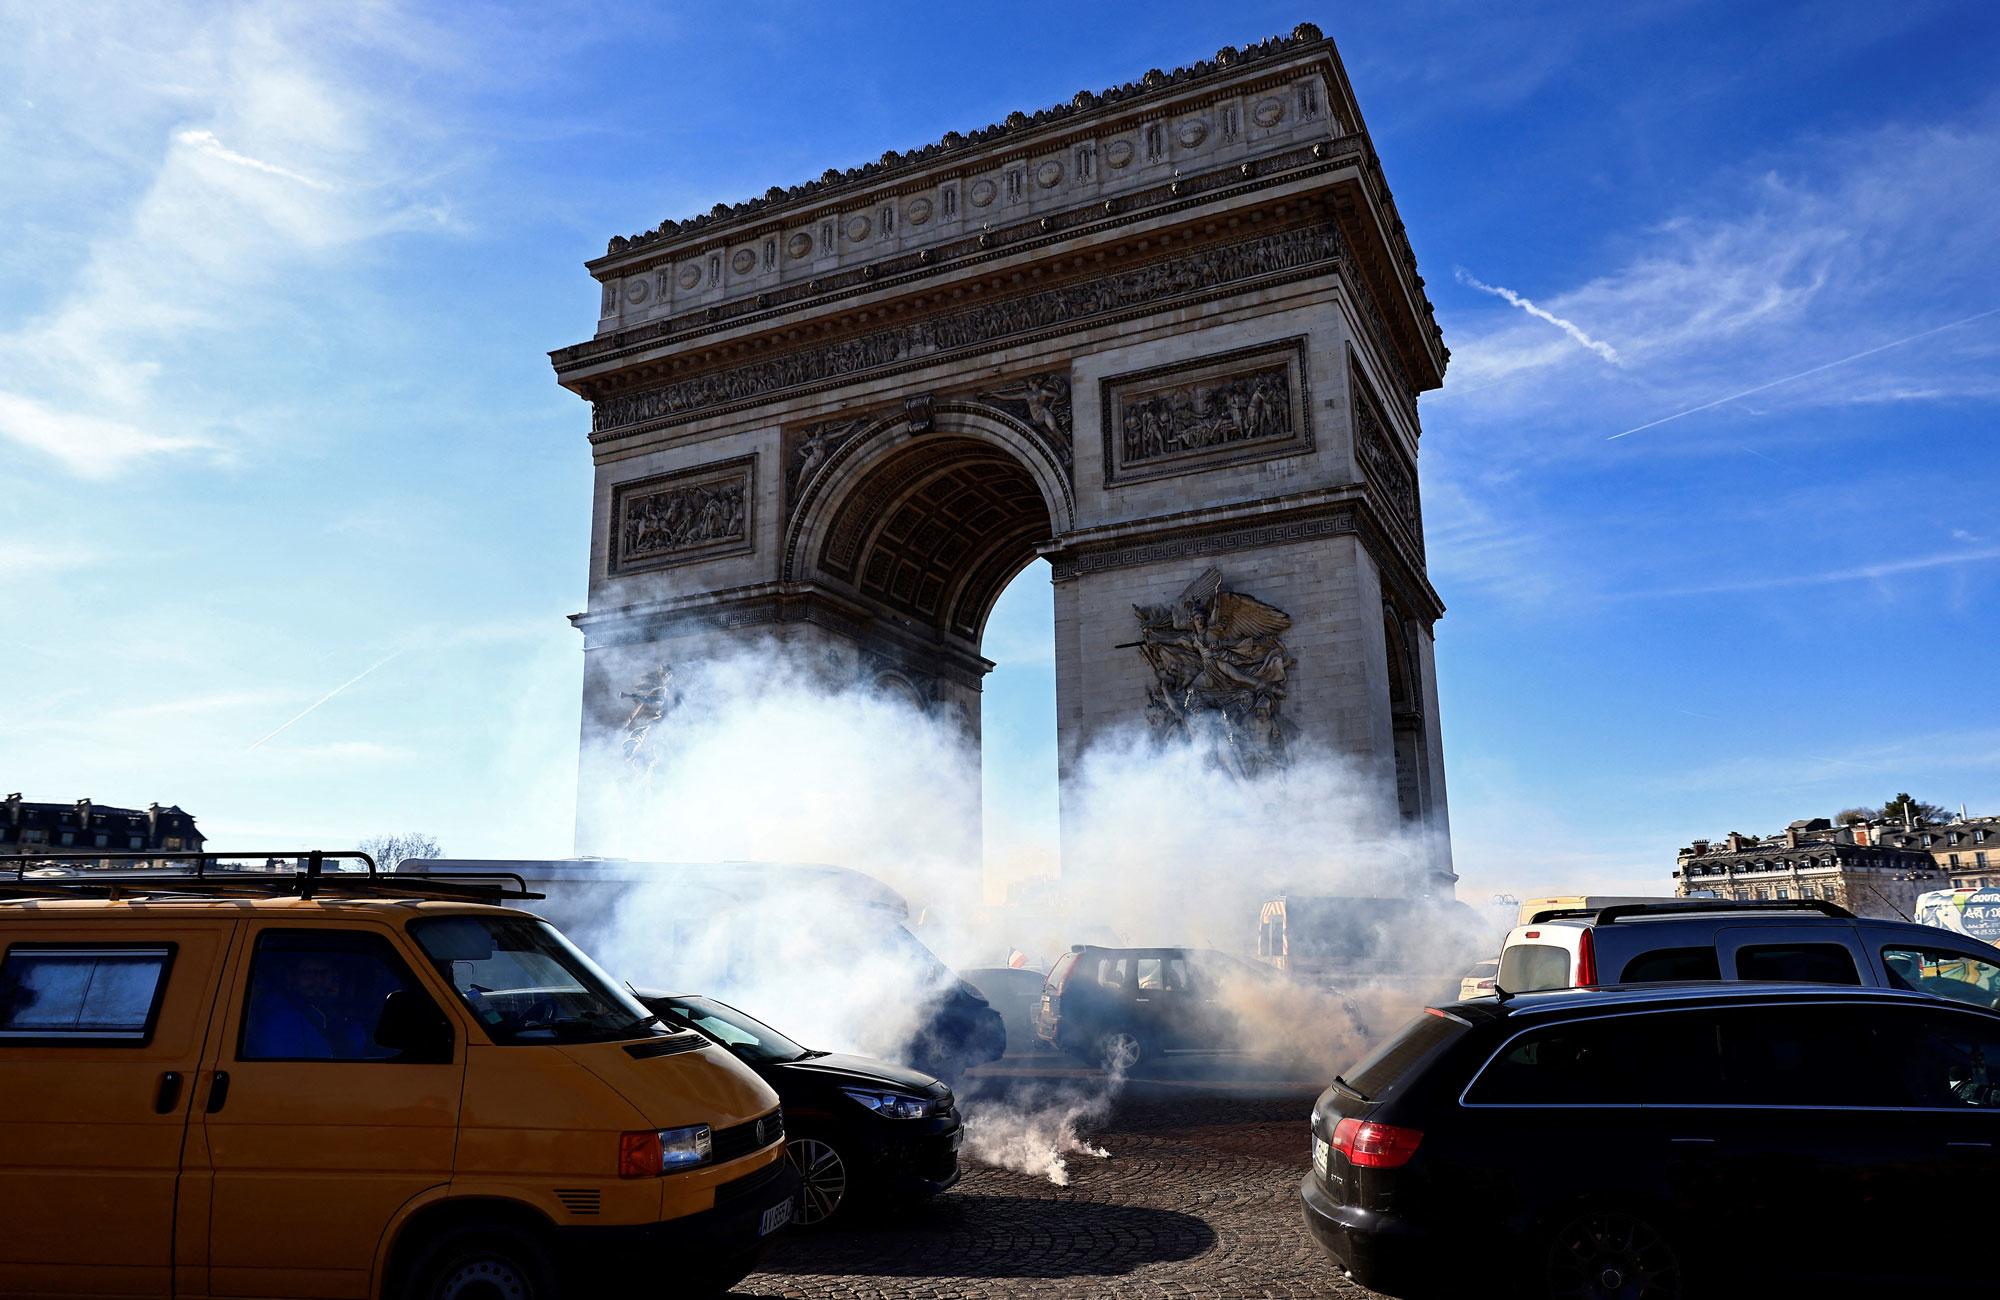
[556,26,1457,891]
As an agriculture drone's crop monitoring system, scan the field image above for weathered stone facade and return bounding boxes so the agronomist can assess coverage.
[553,25,1454,890]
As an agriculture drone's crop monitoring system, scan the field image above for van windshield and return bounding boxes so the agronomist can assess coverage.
[410,916,665,1045]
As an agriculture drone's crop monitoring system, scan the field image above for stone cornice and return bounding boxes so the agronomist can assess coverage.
[589,25,1338,264]
[582,217,1348,443]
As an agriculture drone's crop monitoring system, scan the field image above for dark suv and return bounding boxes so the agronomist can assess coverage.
[1035,945,1279,1069]
[1301,984,2000,1297]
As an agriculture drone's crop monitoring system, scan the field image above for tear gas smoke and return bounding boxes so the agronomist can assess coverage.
[564,640,1485,1183]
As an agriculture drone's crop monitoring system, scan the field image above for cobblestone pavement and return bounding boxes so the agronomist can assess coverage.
[737,1068,1380,1299]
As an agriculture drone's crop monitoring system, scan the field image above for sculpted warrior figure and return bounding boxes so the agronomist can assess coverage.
[1129,567,1297,776]
[619,664,679,773]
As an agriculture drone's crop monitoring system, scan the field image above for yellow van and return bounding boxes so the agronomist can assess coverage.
[0,854,794,1299]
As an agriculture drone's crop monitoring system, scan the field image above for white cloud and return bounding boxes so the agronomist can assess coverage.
[0,535,98,578]
[0,3,460,478]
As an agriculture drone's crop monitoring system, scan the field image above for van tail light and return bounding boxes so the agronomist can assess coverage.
[1331,1117,1424,1169]
[1576,929,1599,987]
[618,1131,662,1179]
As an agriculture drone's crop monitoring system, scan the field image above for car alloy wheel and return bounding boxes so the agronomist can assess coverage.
[1546,1210,1683,1299]
[787,1136,850,1226]
[1100,1031,1143,1073]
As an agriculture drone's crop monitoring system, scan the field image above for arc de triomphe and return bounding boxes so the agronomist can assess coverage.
[551,24,1455,891]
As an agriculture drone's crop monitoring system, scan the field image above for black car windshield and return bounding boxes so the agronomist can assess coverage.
[410,915,663,1046]
[654,995,812,1065]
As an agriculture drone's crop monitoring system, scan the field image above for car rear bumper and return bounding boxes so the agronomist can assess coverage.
[1298,1170,1441,1297]
[555,1158,798,1284]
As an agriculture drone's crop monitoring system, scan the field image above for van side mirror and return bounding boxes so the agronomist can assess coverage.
[374,990,453,1063]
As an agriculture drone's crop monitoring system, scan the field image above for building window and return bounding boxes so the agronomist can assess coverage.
[1777,888,1790,900]
[128,836,142,850]
[59,832,74,846]
[1950,854,1962,868]
[164,837,183,851]
[93,834,107,848]
[1980,852,1990,869]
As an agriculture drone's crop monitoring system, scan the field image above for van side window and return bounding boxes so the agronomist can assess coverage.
[1096,958,1130,990]
[1735,945,1860,985]
[0,945,173,1043]
[239,930,439,1063]
[1882,947,2000,1010]
[1619,947,1721,983]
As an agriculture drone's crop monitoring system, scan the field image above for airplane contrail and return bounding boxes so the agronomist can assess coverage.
[1608,305,2000,440]
[246,649,404,752]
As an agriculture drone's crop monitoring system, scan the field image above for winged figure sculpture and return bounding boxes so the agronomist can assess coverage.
[1131,568,1296,776]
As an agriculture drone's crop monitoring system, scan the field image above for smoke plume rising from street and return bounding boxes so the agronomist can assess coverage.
[563,641,1487,1182]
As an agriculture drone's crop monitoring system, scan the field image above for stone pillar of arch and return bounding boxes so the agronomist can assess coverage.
[553,25,1455,891]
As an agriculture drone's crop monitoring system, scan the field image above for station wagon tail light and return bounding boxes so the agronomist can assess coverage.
[1576,929,1599,987]
[1331,1117,1423,1169]
[618,1124,711,1178]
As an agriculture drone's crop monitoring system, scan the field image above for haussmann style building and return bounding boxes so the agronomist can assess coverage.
[1673,818,1945,921]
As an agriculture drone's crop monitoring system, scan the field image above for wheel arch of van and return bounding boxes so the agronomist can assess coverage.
[376,1189,560,1298]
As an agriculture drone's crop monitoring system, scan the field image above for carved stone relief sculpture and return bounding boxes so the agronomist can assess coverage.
[609,456,754,574]
[1351,368,1422,555]
[618,663,679,776]
[1101,338,1311,485]
[1128,567,1296,777]
[975,372,1074,475]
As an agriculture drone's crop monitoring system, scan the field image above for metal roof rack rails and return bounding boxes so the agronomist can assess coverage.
[0,850,542,903]
[1586,899,1854,925]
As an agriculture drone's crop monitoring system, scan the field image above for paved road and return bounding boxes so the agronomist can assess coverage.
[738,1056,1380,1299]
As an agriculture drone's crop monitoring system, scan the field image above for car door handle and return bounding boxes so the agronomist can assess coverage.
[1669,1137,1717,1145]
[153,1071,184,1114]
[205,1070,231,1114]
[1133,997,1151,1003]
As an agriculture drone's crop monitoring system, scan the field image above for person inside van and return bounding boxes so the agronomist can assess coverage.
[243,951,378,1059]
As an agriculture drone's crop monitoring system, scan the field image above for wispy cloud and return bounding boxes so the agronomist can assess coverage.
[1456,268,1622,363]
[0,535,98,578]
[0,3,460,479]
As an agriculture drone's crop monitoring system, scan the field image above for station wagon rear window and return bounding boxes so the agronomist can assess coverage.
[1341,1011,1466,1101]
[0,945,173,1042]
[1499,943,1571,992]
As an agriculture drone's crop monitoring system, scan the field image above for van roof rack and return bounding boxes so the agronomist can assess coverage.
[0,850,543,903]
[1527,899,1854,926]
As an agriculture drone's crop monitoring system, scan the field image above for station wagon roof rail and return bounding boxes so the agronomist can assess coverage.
[1525,899,1855,926]
[0,850,543,903]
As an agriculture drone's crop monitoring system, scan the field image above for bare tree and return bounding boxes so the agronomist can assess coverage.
[1834,807,1875,826]
[359,832,444,871]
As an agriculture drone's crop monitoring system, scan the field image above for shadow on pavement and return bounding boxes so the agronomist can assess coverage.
[751,1193,1217,1279]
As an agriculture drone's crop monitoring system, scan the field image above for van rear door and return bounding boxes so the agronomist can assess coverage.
[0,919,236,1297]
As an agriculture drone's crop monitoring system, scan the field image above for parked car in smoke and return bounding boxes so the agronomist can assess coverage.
[0,852,795,1300]
[637,990,962,1227]
[1036,944,1327,1070]
[959,965,1048,1053]
[1302,982,2000,1296]
[1455,958,1498,1000]
[1497,898,2000,1006]
[401,857,1005,1079]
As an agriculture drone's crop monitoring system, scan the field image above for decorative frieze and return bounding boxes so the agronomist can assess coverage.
[1351,367,1422,556]
[591,223,1342,436]
[608,455,755,574]
[1101,338,1311,486]
[974,372,1074,475]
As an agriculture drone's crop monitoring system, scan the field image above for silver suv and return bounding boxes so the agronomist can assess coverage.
[1497,899,2000,1008]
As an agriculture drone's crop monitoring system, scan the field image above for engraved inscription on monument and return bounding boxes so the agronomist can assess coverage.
[1101,338,1311,485]
[609,455,754,574]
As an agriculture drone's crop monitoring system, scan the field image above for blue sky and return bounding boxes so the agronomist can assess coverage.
[4,1,1997,901]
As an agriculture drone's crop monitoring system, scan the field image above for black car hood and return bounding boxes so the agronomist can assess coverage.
[778,1051,944,1094]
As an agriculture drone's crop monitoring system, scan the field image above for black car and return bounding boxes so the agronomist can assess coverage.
[959,965,1048,1053]
[637,991,962,1227]
[1301,983,2000,1298]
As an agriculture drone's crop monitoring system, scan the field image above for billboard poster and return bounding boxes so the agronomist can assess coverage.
[1916,887,2000,942]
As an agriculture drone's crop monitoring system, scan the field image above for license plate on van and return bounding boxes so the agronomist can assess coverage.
[759,1197,793,1236]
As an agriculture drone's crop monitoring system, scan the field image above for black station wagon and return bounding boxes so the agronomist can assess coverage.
[1301,983,2000,1298]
